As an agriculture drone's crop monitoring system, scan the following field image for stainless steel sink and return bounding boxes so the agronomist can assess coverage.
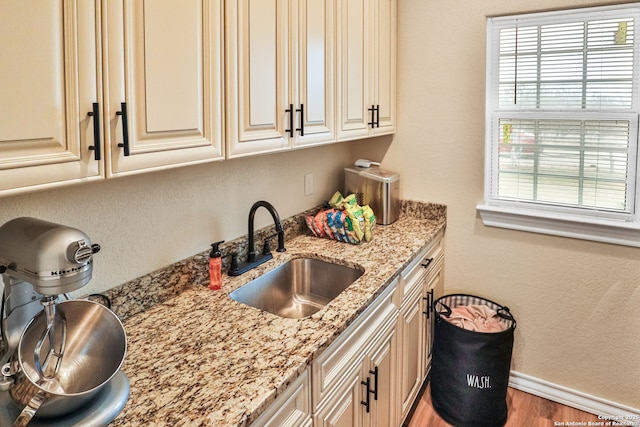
[229,257,363,319]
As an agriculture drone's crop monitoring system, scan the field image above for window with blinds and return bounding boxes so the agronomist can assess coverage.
[483,5,640,227]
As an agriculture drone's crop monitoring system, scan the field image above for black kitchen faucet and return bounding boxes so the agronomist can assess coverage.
[228,200,286,276]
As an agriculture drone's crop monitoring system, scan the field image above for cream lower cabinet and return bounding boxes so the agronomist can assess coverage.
[313,326,397,427]
[256,233,444,427]
[252,371,312,427]
[225,0,335,158]
[336,0,396,142]
[0,0,224,195]
[422,253,444,375]
[313,280,399,427]
[397,232,444,423]
[398,279,425,421]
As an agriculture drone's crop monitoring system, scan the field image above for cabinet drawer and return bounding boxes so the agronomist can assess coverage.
[398,231,444,302]
[311,279,398,410]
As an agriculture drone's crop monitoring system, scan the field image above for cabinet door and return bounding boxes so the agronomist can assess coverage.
[366,322,398,427]
[423,259,444,377]
[252,371,312,427]
[371,0,396,135]
[398,286,426,421]
[314,372,365,427]
[226,0,291,157]
[104,0,224,176]
[335,0,372,141]
[291,0,335,148]
[0,0,103,196]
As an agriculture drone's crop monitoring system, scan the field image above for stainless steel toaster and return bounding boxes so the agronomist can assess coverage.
[345,166,400,225]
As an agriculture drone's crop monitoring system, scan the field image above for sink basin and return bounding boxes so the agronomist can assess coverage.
[229,257,363,318]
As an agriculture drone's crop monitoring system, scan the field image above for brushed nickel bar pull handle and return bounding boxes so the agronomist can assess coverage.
[116,102,130,156]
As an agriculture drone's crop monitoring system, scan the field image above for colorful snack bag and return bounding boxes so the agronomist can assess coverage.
[321,209,335,240]
[346,207,365,242]
[309,191,375,244]
[344,216,360,244]
[305,215,320,237]
[334,210,348,242]
[327,210,343,242]
[342,193,359,210]
[362,205,376,242]
[313,210,326,238]
[328,191,344,209]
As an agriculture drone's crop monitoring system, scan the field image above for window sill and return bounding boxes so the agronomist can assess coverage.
[476,204,640,248]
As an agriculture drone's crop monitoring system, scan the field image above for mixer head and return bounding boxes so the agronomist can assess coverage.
[0,217,100,296]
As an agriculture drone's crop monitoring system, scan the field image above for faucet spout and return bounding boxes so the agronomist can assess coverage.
[228,201,286,276]
[248,201,286,261]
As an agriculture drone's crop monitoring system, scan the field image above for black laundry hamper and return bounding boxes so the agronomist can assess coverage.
[430,294,517,427]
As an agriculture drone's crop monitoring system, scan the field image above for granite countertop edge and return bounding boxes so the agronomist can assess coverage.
[106,200,446,426]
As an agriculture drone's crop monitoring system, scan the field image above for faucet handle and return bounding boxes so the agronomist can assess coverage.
[262,235,277,256]
[230,253,240,272]
[262,240,271,256]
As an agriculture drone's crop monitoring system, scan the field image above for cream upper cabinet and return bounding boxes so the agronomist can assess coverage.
[0,0,224,196]
[225,0,335,158]
[0,0,103,196]
[371,0,396,136]
[225,0,290,158]
[291,0,336,148]
[336,0,371,141]
[336,0,396,141]
[1,0,393,197]
[103,0,224,176]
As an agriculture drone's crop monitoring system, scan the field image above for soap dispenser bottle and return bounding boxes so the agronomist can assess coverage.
[209,241,224,290]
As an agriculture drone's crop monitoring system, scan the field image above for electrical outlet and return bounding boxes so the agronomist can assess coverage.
[304,173,313,196]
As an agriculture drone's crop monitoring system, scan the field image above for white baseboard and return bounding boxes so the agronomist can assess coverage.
[509,371,640,420]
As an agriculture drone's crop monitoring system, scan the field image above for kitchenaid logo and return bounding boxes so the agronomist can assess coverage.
[50,266,84,275]
[49,260,91,276]
[466,374,491,389]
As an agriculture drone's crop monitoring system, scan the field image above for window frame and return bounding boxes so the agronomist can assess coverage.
[477,3,640,248]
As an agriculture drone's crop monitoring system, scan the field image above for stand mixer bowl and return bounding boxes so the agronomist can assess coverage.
[10,299,127,420]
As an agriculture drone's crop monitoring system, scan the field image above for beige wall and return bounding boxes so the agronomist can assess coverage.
[384,0,640,409]
[0,138,387,296]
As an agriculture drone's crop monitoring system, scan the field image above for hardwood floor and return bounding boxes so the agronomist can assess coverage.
[406,382,602,427]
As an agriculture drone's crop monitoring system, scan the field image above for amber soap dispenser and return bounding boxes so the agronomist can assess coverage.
[209,240,224,290]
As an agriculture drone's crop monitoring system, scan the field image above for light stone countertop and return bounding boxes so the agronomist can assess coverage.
[108,202,446,426]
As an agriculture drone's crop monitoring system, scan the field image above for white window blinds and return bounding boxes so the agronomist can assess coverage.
[486,6,640,222]
[498,19,636,110]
